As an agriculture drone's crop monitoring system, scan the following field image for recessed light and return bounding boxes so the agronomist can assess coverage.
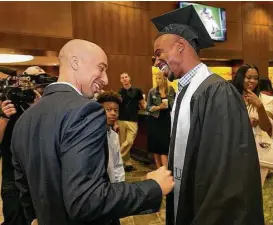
[0,54,34,63]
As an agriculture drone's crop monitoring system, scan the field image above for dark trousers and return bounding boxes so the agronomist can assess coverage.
[1,183,27,225]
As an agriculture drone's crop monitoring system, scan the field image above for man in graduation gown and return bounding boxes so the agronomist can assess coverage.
[11,39,174,225]
[151,5,264,225]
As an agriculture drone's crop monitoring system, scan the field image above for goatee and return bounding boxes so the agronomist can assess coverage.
[168,72,175,82]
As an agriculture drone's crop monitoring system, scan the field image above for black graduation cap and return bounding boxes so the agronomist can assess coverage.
[151,5,214,52]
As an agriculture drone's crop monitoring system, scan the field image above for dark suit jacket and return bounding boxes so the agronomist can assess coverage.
[11,84,162,225]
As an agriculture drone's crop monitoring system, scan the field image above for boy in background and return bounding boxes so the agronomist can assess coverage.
[97,91,125,183]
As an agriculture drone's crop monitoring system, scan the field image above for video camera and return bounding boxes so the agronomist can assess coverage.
[0,67,57,109]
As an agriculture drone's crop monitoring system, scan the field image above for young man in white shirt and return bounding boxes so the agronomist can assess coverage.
[97,91,125,183]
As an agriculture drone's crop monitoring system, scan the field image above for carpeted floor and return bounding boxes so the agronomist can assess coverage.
[0,159,271,224]
[121,159,273,225]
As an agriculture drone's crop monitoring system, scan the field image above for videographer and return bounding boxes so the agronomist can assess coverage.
[0,100,29,225]
[0,101,16,141]
[0,66,45,225]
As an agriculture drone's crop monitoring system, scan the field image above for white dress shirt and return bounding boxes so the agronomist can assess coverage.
[107,128,125,183]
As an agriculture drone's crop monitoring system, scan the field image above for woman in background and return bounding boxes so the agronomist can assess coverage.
[232,64,273,186]
[146,70,175,168]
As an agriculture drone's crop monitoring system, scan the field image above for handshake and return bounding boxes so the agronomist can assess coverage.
[28,168,173,225]
[146,166,175,196]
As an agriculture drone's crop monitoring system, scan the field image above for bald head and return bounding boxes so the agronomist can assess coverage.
[58,39,108,98]
[59,39,105,63]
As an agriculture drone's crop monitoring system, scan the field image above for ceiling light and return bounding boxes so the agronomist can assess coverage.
[0,54,34,63]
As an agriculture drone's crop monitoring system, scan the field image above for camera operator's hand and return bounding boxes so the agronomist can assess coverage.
[33,89,42,103]
[31,219,38,225]
[146,166,174,196]
[1,100,17,118]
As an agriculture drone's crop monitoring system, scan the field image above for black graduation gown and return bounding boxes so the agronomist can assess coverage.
[167,74,264,225]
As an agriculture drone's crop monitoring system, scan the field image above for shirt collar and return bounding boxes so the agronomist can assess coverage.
[178,63,203,91]
[49,82,83,96]
[122,86,132,91]
[107,126,111,133]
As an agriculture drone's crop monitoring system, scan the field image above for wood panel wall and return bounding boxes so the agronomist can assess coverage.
[72,1,152,93]
[0,2,72,51]
[0,2,73,38]
[0,1,273,92]
[242,2,272,76]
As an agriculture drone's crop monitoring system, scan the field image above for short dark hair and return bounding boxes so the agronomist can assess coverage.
[97,91,122,106]
[232,64,260,96]
[120,73,129,77]
[259,77,273,94]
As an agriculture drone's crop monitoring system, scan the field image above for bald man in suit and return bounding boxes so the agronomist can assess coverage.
[11,39,174,225]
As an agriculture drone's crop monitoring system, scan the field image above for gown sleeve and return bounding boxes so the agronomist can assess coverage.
[191,82,264,225]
